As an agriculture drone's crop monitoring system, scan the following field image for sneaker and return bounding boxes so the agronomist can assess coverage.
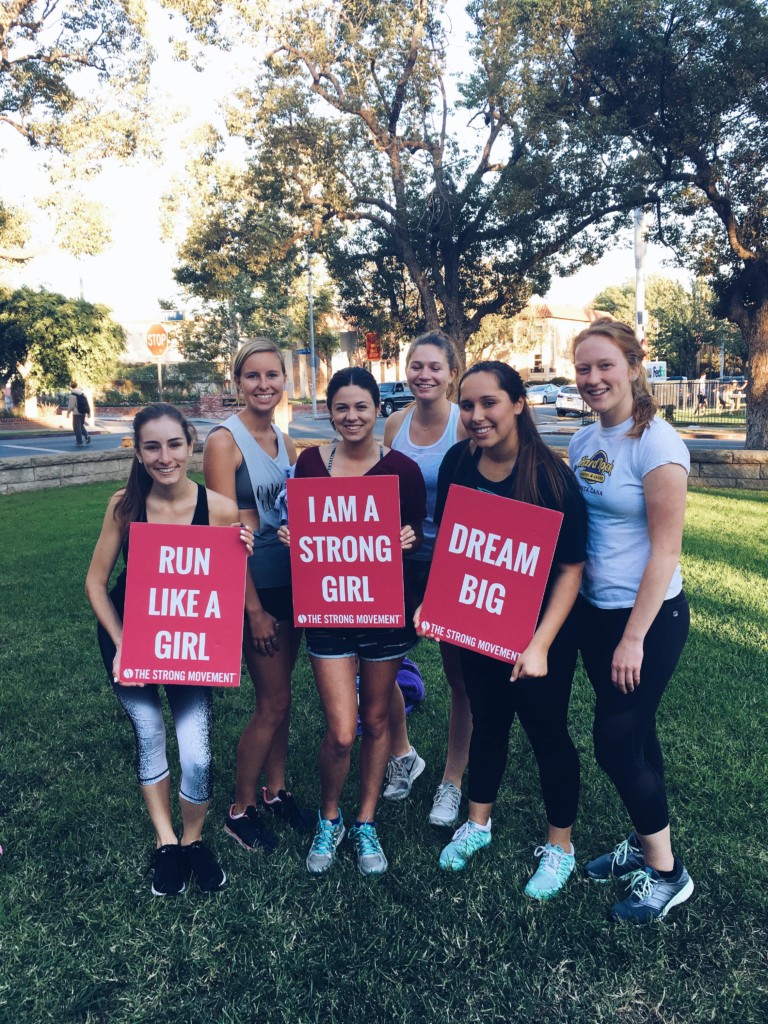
[439,819,492,871]
[306,812,345,875]
[183,841,226,892]
[224,805,277,853]
[524,843,576,901]
[262,788,314,831]
[428,781,462,828]
[585,833,645,882]
[150,843,185,896]
[85,434,91,444]
[609,862,694,924]
[382,748,426,802]
[348,822,388,877]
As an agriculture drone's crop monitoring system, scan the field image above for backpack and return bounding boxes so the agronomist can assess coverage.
[355,657,426,735]
[75,392,90,416]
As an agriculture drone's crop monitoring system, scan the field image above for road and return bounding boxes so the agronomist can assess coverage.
[0,405,746,459]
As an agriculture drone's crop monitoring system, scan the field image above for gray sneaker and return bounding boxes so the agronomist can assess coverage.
[382,748,426,802]
[609,862,694,923]
[305,812,345,875]
[348,822,388,876]
[428,782,462,827]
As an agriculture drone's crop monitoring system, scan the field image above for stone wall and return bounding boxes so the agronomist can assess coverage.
[2,445,768,496]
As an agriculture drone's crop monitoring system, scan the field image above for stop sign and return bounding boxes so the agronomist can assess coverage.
[147,323,168,357]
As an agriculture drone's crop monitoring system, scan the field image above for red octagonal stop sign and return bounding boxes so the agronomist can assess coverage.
[147,323,168,357]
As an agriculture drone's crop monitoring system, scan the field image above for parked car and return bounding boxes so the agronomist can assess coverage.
[555,385,589,417]
[526,383,560,405]
[378,381,414,417]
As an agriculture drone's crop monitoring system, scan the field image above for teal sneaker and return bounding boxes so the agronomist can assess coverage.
[524,843,576,900]
[306,812,345,875]
[609,862,694,924]
[439,819,492,871]
[348,822,388,876]
[584,833,644,882]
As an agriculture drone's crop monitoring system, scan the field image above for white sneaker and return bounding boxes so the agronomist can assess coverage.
[382,748,426,801]
[428,781,462,827]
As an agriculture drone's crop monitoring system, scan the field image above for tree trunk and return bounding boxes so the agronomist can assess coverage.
[744,305,768,450]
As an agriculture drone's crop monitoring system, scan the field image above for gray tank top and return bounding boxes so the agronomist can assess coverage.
[391,403,460,560]
[208,415,291,588]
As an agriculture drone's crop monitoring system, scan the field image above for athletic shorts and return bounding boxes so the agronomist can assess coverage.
[305,624,417,662]
[255,585,294,623]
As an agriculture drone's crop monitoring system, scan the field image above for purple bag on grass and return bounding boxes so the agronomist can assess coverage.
[356,658,425,735]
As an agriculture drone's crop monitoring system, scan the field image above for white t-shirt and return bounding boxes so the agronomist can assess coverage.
[568,416,689,608]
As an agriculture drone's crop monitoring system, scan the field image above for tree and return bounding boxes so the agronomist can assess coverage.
[163,0,646,360]
[0,286,126,396]
[592,276,745,377]
[508,0,768,444]
[0,1,152,261]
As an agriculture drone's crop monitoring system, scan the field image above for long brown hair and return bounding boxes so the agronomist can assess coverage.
[113,404,194,532]
[458,361,569,508]
[572,318,657,438]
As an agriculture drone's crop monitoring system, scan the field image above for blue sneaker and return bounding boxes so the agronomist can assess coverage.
[306,812,345,875]
[584,833,644,882]
[609,862,694,923]
[348,822,388,876]
[439,819,492,871]
[524,843,576,900]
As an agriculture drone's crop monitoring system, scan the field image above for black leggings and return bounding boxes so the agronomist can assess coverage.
[578,591,690,836]
[460,613,580,829]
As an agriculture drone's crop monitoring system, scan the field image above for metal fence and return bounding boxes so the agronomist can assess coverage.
[650,380,747,428]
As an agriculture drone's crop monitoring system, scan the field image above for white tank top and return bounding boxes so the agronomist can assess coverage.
[391,403,461,560]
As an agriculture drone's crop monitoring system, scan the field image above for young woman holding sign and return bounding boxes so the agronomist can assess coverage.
[570,319,693,923]
[416,362,587,901]
[86,404,253,895]
[383,331,470,827]
[204,338,310,855]
[281,367,426,876]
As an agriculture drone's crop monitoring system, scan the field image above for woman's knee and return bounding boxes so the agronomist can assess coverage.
[324,728,356,759]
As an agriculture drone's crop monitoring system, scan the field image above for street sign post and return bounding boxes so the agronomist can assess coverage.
[147,324,169,399]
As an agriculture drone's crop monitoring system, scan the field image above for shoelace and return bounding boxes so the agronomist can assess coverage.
[435,784,461,810]
[451,821,488,850]
[612,837,635,867]
[311,821,339,856]
[532,845,569,876]
[353,824,382,857]
[627,868,656,901]
[386,757,411,783]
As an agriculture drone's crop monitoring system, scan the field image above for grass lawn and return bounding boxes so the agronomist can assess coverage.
[1,482,767,1024]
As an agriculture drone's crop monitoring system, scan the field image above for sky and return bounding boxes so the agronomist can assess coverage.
[1,1,687,357]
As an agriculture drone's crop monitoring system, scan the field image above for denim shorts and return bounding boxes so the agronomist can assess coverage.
[305,623,417,662]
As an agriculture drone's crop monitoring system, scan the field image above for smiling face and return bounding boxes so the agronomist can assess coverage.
[329,384,378,444]
[236,351,286,414]
[574,334,637,426]
[458,371,524,453]
[406,343,457,404]
[135,415,192,486]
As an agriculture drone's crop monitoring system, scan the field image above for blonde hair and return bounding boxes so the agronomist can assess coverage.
[405,330,462,401]
[572,318,656,437]
[233,337,286,379]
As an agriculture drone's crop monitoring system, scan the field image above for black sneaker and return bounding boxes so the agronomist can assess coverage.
[224,804,278,852]
[150,843,185,896]
[262,788,314,832]
[183,840,226,892]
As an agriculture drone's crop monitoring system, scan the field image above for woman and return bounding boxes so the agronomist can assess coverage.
[204,338,309,854]
[281,367,426,876]
[417,361,587,900]
[570,318,694,923]
[86,404,253,895]
[382,331,470,829]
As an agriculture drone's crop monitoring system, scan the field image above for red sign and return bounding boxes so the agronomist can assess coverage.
[146,323,168,357]
[120,523,247,686]
[419,485,563,663]
[365,331,382,361]
[287,476,405,627]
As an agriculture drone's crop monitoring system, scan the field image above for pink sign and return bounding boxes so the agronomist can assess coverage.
[120,523,247,686]
[287,476,405,627]
[419,485,563,663]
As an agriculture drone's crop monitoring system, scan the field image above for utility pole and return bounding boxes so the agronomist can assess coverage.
[307,248,318,416]
[633,208,647,348]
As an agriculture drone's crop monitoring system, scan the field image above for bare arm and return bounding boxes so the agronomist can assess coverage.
[85,493,129,682]
[610,463,688,694]
[510,561,583,681]
[383,408,406,447]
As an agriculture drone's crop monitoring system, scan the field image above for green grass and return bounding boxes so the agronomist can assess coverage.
[1,483,767,1023]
